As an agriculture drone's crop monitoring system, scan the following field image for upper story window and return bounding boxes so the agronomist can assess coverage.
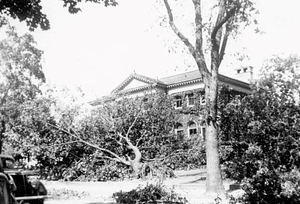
[174,95,183,109]
[187,93,195,107]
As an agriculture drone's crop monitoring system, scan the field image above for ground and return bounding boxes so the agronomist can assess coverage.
[43,169,241,204]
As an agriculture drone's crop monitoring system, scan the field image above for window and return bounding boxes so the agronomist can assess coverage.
[200,93,206,105]
[187,93,195,106]
[188,121,197,137]
[174,95,183,109]
[175,123,184,137]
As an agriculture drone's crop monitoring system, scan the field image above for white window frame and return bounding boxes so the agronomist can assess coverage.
[174,95,183,109]
[187,93,195,107]
[188,121,197,137]
[175,123,184,136]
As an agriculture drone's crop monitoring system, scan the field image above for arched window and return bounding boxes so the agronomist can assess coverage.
[175,123,184,136]
[188,121,197,137]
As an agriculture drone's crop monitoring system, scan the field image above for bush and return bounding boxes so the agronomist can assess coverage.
[112,183,188,204]
[165,135,206,170]
[47,188,90,200]
[74,159,129,181]
[222,56,300,204]
[229,167,300,204]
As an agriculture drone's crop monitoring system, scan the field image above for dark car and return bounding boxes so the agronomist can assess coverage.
[0,155,47,204]
[0,172,15,204]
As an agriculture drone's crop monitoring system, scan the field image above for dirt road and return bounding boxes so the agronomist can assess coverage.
[43,169,237,204]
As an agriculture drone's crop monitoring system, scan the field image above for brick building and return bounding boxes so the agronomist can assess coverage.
[91,69,252,139]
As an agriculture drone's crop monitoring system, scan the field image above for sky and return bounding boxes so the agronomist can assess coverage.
[2,0,300,101]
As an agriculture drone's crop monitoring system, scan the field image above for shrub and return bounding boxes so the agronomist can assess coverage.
[165,135,206,170]
[229,167,300,204]
[47,188,90,200]
[222,56,300,203]
[112,183,189,204]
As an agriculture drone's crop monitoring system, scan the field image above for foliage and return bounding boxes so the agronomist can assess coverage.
[0,0,118,31]
[0,27,45,153]
[112,183,188,204]
[222,55,300,203]
[62,159,129,182]
[47,188,90,200]
[14,92,181,180]
[165,135,206,170]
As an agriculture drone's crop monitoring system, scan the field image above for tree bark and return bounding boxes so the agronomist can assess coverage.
[204,77,224,195]
[162,0,234,195]
[127,141,143,177]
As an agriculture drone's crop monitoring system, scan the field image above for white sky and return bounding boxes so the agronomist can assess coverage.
[2,0,300,101]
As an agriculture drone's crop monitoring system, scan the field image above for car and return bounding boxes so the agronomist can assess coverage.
[0,155,47,204]
[0,172,16,204]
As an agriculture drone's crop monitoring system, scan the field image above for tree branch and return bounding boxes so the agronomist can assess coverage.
[47,122,131,166]
[219,25,230,63]
[162,0,196,57]
[125,111,141,138]
[0,82,12,106]
[210,0,234,69]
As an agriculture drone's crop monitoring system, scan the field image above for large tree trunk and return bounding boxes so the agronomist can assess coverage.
[204,73,224,195]
[127,142,143,177]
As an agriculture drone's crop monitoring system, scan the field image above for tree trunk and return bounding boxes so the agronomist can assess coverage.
[204,77,224,195]
[127,143,143,177]
[130,160,143,177]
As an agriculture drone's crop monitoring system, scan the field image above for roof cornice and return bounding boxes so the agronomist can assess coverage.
[167,78,202,88]
[111,73,166,94]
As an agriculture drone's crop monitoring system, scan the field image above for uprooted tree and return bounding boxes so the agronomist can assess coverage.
[60,94,178,176]
[10,92,180,178]
[161,0,258,194]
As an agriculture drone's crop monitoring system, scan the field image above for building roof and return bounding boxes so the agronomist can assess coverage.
[112,70,250,94]
[90,70,251,105]
[160,70,202,85]
[111,73,166,94]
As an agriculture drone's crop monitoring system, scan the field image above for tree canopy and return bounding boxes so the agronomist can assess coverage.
[0,27,45,153]
[0,0,118,31]
[222,55,300,203]
[9,91,183,180]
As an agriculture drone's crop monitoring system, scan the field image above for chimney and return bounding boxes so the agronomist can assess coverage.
[235,66,253,83]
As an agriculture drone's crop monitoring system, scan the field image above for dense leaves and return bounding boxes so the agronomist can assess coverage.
[0,0,118,31]
[222,55,300,203]
[113,183,188,204]
[0,27,45,153]
[14,92,183,180]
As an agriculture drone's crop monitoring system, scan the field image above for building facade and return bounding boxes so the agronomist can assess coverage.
[91,69,252,140]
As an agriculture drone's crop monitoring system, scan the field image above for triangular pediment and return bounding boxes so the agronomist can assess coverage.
[111,73,158,94]
[123,79,150,91]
